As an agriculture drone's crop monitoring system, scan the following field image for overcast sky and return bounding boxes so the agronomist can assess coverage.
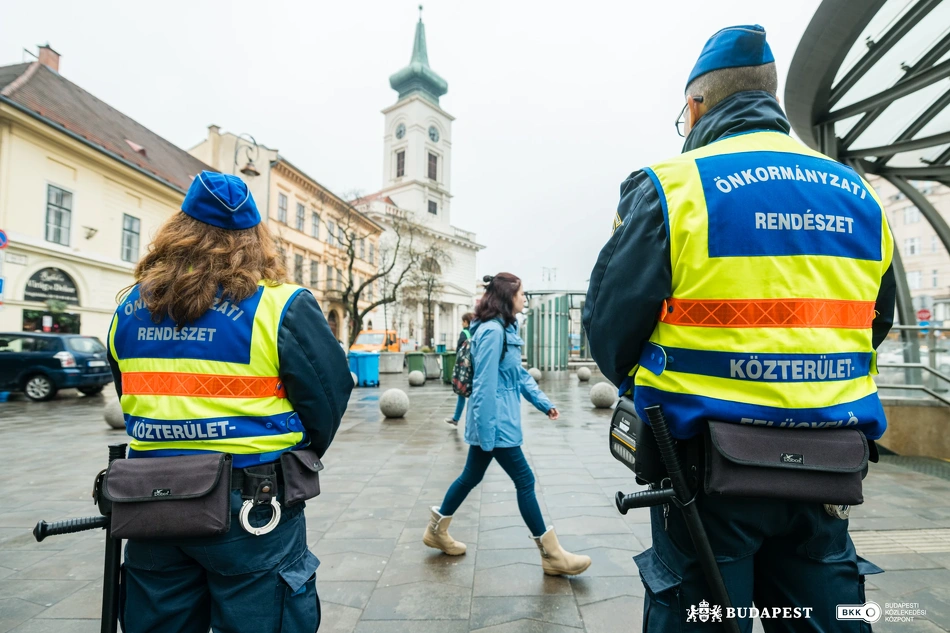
[2,0,822,291]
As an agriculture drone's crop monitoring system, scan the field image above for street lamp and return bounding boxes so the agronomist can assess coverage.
[233,133,261,178]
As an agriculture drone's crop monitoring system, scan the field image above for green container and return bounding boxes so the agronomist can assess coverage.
[406,352,426,375]
[441,351,457,384]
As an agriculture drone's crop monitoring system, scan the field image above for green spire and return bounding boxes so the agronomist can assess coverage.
[389,6,448,105]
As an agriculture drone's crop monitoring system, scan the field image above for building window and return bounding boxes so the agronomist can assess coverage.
[310,260,319,288]
[908,270,921,290]
[294,254,304,284]
[326,265,333,291]
[428,152,438,180]
[933,235,939,253]
[359,238,366,260]
[369,243,375,265]
[338,226,346,250]
[905,237,921,255]
[396,150,405,178]
[904,206,920,224]
[428,200,438,215]
[367,280,374,302]
[336,268,344,291]
[934,269,940,288]
[327,221,336,247]
[312,213,320,239]
[296,203,305,231]
[46,185,72,246]
[278,193,288,224]
[121,214,141,262]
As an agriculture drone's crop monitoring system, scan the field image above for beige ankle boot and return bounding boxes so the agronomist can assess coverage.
[532,527,591,576]
[423,507,467,555]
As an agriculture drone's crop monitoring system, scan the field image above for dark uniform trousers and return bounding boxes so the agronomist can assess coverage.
[120,490,320,633]
[635,492,883,632]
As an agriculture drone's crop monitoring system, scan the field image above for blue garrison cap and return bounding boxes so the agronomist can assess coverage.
[181,171,261,230]
[686,25,774,90]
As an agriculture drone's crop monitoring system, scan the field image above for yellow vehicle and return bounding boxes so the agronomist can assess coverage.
[350,330,400,353]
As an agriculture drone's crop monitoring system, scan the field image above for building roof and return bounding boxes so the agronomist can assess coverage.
[388,14,448,105]
[0,61,212,194]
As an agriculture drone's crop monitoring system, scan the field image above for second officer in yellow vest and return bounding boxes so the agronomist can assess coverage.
[107,171,353,633]
[584,25,895,632]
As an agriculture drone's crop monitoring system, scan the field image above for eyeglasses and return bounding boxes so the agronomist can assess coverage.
[675,96,704,137]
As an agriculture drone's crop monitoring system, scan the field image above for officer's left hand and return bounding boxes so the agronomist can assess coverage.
[547,408,559,420]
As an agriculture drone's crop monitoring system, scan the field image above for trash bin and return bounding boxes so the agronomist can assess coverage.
[379,352,405,374]
[441,351,457,384]
[423,353,442,379]
[406,352,426,375]
[436,344,447,353]
[348,351,380,387]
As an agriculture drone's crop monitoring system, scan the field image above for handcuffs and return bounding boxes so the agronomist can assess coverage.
[238,468,282,536]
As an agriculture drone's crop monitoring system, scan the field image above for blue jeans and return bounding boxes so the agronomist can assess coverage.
[452,395,466,421]
[439,445,546,537]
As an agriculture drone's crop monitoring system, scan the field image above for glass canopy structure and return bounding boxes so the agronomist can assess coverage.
[787,0,950,338]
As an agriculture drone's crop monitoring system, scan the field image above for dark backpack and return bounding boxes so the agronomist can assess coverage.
[452,322,506,398]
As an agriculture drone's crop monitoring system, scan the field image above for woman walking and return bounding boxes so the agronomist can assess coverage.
[444,312,474,427]
[424,273,591,576]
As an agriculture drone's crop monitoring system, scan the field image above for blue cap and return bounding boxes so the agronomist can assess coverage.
[181,171,261,230]
[686,25,774,90]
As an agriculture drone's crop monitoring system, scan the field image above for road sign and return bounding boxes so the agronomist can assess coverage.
[917,308,932,322]
[0,229,7,249]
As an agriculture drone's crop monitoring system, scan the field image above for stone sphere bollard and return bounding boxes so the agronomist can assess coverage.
[408,370,426,386]
[576,367,592,382]
[104,397,125,430]
[351,371,358,386]
[590,382,618,409]
[379,389,410,418]
[528,367,542,382]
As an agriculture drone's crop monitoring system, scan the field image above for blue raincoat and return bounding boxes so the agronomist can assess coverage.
[464,319,553,451]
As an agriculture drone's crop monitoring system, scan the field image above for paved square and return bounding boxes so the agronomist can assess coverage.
[2,373,950,632]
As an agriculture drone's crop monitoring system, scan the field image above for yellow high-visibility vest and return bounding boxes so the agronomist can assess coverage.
[633,131,893,439]
[109,282,308,466]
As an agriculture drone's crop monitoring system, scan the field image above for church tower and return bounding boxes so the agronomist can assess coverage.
[381,8,454,229]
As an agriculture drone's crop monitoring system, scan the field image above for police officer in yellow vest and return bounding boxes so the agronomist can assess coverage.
[107,171,353,632]
[584,26,896,632]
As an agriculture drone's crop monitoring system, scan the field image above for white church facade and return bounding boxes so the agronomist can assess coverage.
[355,13,482,350]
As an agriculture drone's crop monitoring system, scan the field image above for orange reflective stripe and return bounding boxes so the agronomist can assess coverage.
[660,298,875,329]
[123,372,287,398]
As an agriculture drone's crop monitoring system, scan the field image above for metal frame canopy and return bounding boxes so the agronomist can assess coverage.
[786,0,950,334]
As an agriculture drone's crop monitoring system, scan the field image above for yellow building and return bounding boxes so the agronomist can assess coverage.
[189,127,383,342]
[0,46,211,338]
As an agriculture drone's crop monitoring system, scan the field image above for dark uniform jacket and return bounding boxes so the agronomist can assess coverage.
[582,91,897,388]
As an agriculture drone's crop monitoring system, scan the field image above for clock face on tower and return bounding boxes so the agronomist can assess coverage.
[395,123,406,139]
[428,126,440,143]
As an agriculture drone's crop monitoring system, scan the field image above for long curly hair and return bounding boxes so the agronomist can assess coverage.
[122,213,287,326]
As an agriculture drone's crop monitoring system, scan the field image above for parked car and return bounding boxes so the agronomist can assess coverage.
[349,329,400,353]
[0,332,113,401]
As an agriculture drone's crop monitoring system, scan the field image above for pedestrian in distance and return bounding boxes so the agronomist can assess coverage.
[424,273,591,576]
[108,171,353,633]
[444,311,474,427]
[584,25,894,632]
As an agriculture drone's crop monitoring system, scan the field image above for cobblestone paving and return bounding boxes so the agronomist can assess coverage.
[2,373,950,632]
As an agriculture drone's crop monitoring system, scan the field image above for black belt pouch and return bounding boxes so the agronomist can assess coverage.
[103,453,232,540]
[280,448,324,506]
[704,422,869,505]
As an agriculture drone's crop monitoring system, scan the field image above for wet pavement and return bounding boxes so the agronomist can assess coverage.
[2,373,950,632]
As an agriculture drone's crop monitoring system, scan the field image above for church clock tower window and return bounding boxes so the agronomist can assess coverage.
[428,200,438,215]
[396,150,405,178]
[428,152,438,181]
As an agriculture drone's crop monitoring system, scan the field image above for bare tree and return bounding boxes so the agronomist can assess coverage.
[403,246,452,347]
[327,192,433,346]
